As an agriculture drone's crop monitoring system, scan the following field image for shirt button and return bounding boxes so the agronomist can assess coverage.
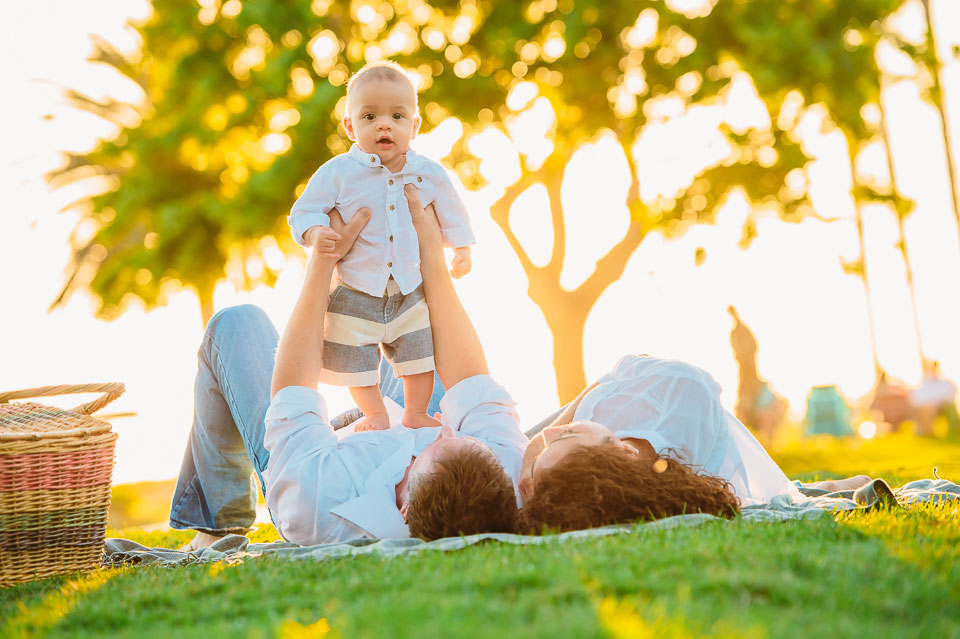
[417,176,422,183]
[389,204,395,210]
[389,235,394,242]
[369,157,375,163]
[388,179,394,186]
[387,261,393,267]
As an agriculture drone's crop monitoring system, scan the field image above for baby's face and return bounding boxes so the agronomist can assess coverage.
[344,78,420,170]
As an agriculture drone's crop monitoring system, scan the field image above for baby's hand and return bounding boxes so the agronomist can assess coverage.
[450,246,472,279]
[304,225,341,259]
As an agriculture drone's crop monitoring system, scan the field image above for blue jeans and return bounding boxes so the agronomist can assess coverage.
[168,304,445,533]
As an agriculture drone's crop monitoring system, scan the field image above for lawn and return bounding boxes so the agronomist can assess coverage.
[2,434,958,639]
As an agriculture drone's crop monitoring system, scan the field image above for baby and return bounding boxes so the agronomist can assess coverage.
[288,61,475,432]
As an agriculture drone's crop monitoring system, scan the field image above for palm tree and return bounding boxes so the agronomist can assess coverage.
[919,0,960,245]
[877,80,926,363]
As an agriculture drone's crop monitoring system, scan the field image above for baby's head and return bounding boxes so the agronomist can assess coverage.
[344,61,421,168]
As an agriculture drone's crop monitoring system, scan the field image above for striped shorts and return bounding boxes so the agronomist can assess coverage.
[319,279,435,387]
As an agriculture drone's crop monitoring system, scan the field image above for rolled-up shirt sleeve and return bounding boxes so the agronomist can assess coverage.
[439,375,528,492]
[288,164,337,248]
[262,386,365,544]
[429,169,476,249]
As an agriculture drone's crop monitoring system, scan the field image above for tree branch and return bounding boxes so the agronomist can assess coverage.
[489,186,537,277]
[575,221,644,304]
[489,163,554,277]
[616,129,641,207]
[545,170,566,276]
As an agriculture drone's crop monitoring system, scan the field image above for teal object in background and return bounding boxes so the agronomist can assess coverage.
[804,385,853,436]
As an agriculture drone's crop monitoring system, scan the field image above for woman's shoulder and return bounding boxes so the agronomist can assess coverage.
[608,354,704,377]
[603,355,723,404]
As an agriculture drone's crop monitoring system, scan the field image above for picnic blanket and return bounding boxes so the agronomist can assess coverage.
[100,477,959,569]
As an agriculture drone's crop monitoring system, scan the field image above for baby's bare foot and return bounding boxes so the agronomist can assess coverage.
[403,410,443,429]
[354,412,391,431]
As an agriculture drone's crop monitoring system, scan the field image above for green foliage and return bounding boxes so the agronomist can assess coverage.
[3,504,959,638]
[54,0,908,320]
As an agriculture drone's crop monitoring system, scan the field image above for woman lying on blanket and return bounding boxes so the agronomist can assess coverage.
[516,357,871,533]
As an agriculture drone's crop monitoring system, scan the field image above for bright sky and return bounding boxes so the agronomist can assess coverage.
[2,0,960,484]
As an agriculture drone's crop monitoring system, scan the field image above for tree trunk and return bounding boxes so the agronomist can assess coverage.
[537,290,590,404]
[198,283,214,329]
[920,0,960,246]
[849,155,881,375]
[878,86,926,363]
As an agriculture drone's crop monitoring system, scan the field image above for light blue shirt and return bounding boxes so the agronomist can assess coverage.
[262,374,527,544]
[574,355,801,506]
[288,145,476,297]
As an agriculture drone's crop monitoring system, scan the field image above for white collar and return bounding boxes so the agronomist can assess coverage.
[347,143,421,172]
[329,427,442,539]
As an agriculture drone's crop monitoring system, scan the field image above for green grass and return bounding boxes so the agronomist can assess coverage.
[769,431,960,485]
[2,506,958,639]
[2,434,959,638]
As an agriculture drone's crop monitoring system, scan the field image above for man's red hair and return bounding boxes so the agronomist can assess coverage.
[407,447,517,540]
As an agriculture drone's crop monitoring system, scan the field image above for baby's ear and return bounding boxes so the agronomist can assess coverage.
[343,116,356,141]
[411,115,421,139]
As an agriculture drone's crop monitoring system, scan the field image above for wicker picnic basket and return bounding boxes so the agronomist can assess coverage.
[0,383,124,587]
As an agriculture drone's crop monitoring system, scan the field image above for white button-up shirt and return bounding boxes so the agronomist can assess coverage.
[288,145,476,297]
[262,375,528,545]
[573,355,802,506]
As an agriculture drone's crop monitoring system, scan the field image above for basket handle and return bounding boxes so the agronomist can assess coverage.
[0,382,126,415]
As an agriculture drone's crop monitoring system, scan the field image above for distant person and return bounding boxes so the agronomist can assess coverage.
[869,370,913,432]
[728,305,760,429]
[804,385,853,437]
[170,188,526,550]
[287,60,475,432]
[910,361,958,437]
[728,306,785,442]
[752,381,787,444]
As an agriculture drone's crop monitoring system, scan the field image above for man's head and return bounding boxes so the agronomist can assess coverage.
[343,61,421,168]
[517,441,740,534]
[400,424,517,540]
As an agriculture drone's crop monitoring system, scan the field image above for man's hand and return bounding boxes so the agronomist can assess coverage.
[405,185,444,267]
[303,225,341,259]
[450,246,472,279]
[327,208,370,262]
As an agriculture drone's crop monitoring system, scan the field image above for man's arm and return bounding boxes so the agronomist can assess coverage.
[405,184,486,390]
[271,209,370,397]
[524,381,601,437]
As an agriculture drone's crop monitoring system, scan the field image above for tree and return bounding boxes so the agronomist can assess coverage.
[53,0,903,402]
[919,0,960,245]
[877,75,925,365]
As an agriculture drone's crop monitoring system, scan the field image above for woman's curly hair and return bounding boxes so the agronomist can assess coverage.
[517,443,740,534]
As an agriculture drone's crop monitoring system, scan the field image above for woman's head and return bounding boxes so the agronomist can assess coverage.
[517,441,740,534]
[519,420,642,502]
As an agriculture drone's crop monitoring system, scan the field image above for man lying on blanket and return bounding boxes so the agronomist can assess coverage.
[171,187,527,550]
